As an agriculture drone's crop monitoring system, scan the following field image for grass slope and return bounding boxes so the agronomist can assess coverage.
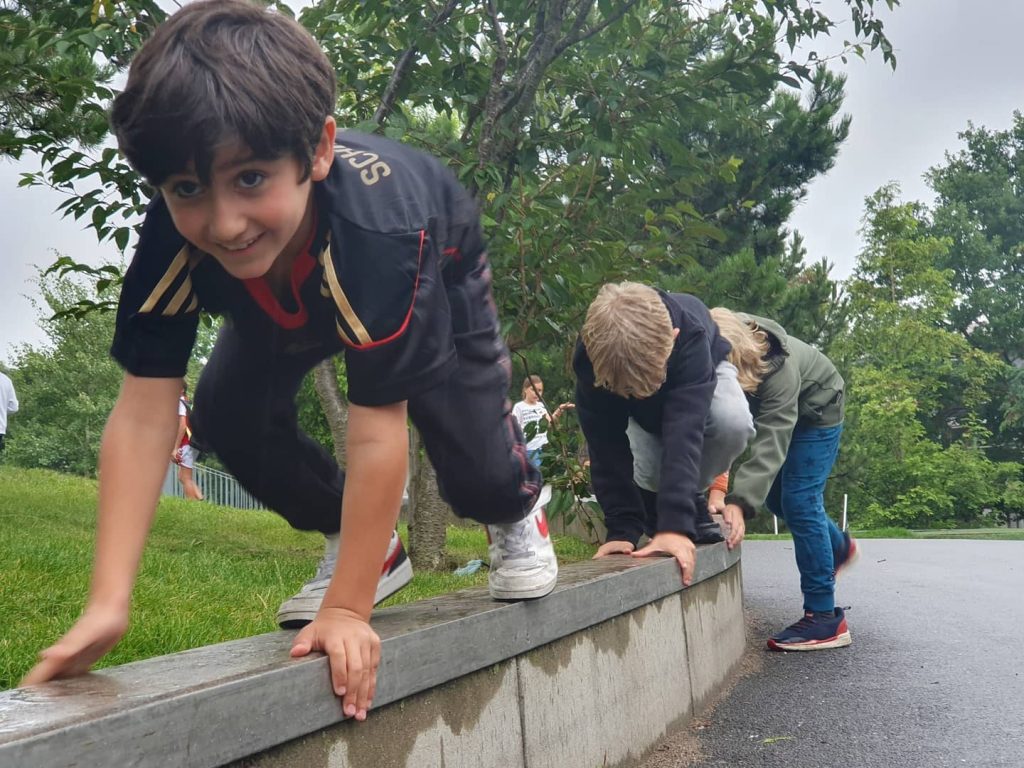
[0,466,592,690]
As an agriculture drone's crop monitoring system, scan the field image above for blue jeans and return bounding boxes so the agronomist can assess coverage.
[527,448,543,469]
[765,423,845,614]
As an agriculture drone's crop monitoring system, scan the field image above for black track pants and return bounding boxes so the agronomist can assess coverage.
[191,257,541,533]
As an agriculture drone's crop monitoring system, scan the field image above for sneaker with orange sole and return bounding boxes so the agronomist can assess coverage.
[768,607,852,651]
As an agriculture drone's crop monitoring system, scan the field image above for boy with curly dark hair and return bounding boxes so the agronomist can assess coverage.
[22,0,558,721]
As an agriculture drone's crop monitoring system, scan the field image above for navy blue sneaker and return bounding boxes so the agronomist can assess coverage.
[767,607,852,651]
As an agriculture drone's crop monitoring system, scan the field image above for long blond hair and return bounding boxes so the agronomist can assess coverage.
[710,307,771,393]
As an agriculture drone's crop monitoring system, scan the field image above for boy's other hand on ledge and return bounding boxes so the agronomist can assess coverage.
[632,532,696,587]
[593,540,636,557]
[21,605,129,686]
[290,607,381,722]
[720,504,746,550]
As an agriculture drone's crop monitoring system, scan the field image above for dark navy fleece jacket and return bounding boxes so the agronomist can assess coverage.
[573,291,731,544]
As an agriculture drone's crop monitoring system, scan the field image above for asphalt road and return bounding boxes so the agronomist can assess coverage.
[647,539,1024,768]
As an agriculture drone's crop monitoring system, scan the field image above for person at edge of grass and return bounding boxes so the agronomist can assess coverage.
[20,0,559,721]
[573,283,755,585]
[511,375,573,469]
[708,307,858,652]
[173,384,204,501]
[0,370,17,454]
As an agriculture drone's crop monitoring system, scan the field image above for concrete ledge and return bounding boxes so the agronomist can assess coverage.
[0,544,744,768]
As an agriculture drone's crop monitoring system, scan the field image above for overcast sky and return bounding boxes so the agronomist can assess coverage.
[2,0,1022,362]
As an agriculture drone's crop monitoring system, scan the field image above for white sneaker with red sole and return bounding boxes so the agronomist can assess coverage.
[276,529,413,628]
[487,485,558,600]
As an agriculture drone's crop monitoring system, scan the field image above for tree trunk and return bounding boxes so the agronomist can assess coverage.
[312,359,347,466]
[407,427,450,571]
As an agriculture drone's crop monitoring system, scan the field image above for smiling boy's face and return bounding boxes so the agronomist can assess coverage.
[160,118,336,281]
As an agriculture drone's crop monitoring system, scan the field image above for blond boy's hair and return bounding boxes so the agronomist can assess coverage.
[581,283,673,398]
[709,307,770,394]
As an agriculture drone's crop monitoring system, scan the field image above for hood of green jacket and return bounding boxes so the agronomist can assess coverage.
[725,314,845,517]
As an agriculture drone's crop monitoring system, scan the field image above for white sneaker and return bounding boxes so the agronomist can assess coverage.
[276,530,413,628]
[487,485,558,600]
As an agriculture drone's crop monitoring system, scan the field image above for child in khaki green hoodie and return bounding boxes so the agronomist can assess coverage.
[709,308,858,652]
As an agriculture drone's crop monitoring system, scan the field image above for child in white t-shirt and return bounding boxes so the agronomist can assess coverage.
[174,386,204,501]
[512,375,550,468]
[512,375,573,468]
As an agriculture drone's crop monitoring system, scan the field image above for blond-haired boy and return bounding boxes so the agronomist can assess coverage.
[574,283,754,581]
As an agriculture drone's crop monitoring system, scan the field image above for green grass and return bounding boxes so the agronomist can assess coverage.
[907,527,1024,541]
[0,466,594,691]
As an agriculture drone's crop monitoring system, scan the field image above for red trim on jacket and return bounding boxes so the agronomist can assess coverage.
[344,229,426,350]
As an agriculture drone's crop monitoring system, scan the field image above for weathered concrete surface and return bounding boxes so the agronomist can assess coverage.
[0,544,745,768]
[234,663,524,768]
[681,566,745,710]
[234,565,746,768]
[518,598,693,768]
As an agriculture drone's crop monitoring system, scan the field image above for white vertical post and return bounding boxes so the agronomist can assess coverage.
[842,494,848,532]
[773,514,779,535]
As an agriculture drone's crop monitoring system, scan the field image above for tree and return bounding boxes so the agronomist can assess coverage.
[5,266,222,476]
[7,0,901,554]
[671,66,854,347]
[925,114,1024,464]
[687,67,851,265]
[5,271,126,475]
[10,0,167,315]
[927,113,1024,365]
[0,0,162,159]
[831,185,1015,528]
[845,185,1001,443]
[303,0,897,355]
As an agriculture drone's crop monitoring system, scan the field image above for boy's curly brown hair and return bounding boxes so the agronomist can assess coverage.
[111,0,336,186]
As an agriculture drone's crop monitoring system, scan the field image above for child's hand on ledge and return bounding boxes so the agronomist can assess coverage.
[290,607,381,722]
[593,540,636,557]
[631,532,696,586]
[707,489,726,513]
[720,504,746,551]
[21,604,129,686]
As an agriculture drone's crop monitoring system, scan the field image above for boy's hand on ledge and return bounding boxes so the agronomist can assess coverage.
[631,532,696,587]
[593,540,636,557]
[720,504,746,550]
[290,607,381,722]
[707,489,726,513]
[21,605,129,686]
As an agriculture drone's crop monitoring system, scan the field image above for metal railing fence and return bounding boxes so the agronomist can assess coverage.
[163,462,265,510]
